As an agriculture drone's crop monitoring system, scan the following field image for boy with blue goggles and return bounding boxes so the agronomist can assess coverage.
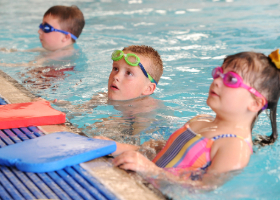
[38,5,84,52]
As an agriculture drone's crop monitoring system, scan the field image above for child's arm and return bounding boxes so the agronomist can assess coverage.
[93,136,139,155]
[112,151,230,190]
[93,136,166,158]
[0,48,18,52]
[207,137,251,173]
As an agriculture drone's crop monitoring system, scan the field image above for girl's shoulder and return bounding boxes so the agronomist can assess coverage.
[185,114,214,126]
[184,114,215,133]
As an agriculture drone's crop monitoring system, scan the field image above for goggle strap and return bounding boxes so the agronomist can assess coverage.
[54,29,77,40]
[138,63,148,78]
[70,33,78,40]
[139,63,157,85]
[262,103,268,110]
[148,73,157,85]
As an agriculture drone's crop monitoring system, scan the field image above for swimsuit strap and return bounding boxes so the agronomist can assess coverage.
[212,133,239,141]
[212,134,253,153]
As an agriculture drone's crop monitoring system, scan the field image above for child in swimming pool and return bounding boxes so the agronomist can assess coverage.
[1,5,85,91]
[95,49,280,188]
[107,45,163,100]
[0,5,85,66]
[51,45,166,142]
[79,45,165,140]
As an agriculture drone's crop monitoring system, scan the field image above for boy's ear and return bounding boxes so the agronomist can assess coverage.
[142,83,157,96]
[62,33,72,42]
[248,97,266,112]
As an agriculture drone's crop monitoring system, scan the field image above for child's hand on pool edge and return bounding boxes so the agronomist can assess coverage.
[112,151,162,175]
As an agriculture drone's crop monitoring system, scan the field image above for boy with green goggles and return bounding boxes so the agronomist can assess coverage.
[108,45,163,101]
[111,50,157,85]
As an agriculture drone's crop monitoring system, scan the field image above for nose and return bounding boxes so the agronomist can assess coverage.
[212,76,223,87]
[38,28,43,35]
[110,69,121,82]
[113,72,120,81]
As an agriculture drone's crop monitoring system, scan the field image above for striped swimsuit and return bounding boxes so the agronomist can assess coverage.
[152,122,253,171]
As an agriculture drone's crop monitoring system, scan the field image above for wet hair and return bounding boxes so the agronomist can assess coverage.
[222,52,280,146]
[122,45,163,84]
[44,5,85,43]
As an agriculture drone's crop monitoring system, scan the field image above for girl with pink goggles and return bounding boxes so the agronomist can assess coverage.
[212,67,268,110]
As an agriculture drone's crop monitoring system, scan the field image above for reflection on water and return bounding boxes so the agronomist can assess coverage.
[57,93,174,145]
[0,0,280,199]
[147,170,240,200]
[21,65,75,90]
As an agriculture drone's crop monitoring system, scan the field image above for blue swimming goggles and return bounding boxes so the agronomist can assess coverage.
[39,23,77,40]
[111,50,157,85]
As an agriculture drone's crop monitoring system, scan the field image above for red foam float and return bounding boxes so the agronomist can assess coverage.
[0,100,65,129]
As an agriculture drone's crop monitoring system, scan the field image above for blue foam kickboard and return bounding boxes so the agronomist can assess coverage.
[0,132,116,173]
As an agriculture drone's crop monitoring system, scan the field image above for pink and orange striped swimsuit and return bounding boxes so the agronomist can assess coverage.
[152,122,253,171]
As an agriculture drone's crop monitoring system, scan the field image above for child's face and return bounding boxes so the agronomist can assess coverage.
[38,15,69,51]
[108,51,152,100]
[207,66,255,115]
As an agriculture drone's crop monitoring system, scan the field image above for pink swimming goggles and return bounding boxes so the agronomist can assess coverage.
[212,67,268,110]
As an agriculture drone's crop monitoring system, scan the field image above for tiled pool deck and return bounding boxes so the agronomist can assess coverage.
[0,70,166,200]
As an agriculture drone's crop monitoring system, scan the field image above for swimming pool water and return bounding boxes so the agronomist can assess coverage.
[1,0,280,199]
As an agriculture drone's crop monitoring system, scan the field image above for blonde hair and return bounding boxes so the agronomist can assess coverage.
[122,45,163,84]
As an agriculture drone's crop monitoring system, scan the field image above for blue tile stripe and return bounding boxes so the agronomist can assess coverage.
[21,126,43,138]
[0,130,14,146]
[0,97,119,200]
[2,129,22,144]
[11,169,47,199]
[65,166,107,200]
[24,171,59,199]
[0,166,36,199]
[0,182,13,200]
[36,173,67,199]
[10,128,30,141]
[73,165,119,200]
[0,168,25,200]
[56,169,94,199]
[47,171,82,199]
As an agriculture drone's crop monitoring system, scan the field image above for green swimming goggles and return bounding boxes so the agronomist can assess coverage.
[111,50,157,85]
